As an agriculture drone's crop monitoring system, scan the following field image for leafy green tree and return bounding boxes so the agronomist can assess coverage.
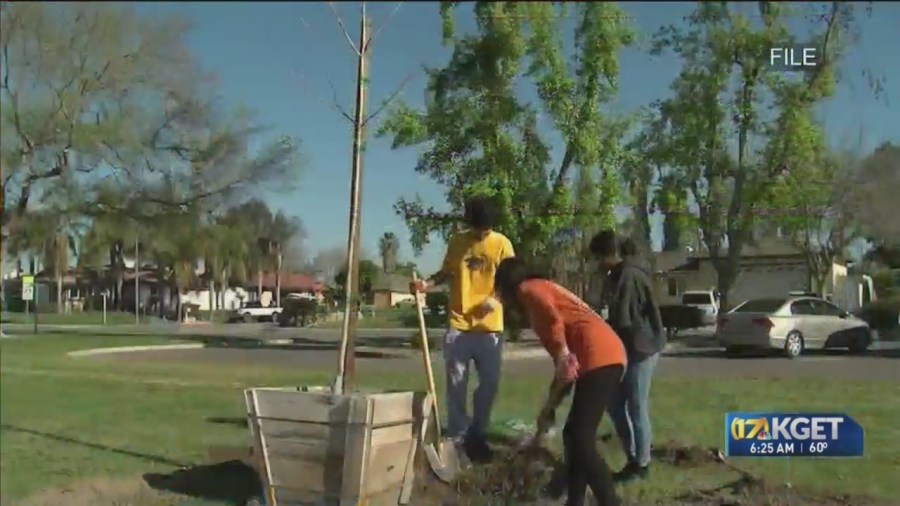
[220,199,302,302]
[854,142,900,248]
[1,3,304,243]
[648,1,859,308]
[378,2,633,265]
[768,143,862,294]
[335,259,380,304]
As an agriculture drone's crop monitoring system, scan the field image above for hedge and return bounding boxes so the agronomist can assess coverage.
[857,297,900,331]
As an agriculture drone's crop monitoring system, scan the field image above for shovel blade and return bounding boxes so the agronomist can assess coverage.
[423,439,468,482]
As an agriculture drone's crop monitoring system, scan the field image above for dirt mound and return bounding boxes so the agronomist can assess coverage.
[411,439,891,506]
[453,445,558,502]
[652,442,722,468]
[674,474,888,506]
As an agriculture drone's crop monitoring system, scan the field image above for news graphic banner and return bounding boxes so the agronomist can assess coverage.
[725,413,863,458]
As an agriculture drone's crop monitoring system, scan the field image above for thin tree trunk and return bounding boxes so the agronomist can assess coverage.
[56,273,63,314]
[276,251,282,307]
[258,264,263,302]
[208,277,215,321]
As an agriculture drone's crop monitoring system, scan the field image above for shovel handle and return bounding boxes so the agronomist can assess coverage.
[413,272,442,441]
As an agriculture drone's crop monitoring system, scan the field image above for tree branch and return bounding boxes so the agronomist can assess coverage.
[290,70,354,123]
[326,76,356,122]
[363,71,414,125]
[328,2,360,56]
[366,2,403,51]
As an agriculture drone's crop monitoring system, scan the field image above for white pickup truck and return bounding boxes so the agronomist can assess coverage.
[228,301,282,323]
[680,290,720,326]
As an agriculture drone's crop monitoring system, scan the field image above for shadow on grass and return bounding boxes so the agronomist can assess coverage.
[0,424,187,467]
[143,460,261,505]
[205,416,248,428]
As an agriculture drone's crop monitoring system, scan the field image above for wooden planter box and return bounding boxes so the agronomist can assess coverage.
[245,386,428,506]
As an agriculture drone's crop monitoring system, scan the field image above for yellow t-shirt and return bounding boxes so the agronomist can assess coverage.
[440,229,515,333]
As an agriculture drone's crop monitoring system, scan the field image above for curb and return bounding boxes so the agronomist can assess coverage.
[67,343,205,357]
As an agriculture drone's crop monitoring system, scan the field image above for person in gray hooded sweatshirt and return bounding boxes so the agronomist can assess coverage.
[590,231,665,482]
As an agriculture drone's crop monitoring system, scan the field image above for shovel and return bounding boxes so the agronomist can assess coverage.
[412,273,462,482]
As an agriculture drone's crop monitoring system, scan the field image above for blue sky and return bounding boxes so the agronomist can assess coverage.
[133,2,899,274]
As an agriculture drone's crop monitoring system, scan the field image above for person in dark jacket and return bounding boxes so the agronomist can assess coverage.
[590,230,665,482]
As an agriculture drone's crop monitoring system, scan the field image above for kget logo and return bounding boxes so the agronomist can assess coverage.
[730,417,772,441]
[724,412,864,458]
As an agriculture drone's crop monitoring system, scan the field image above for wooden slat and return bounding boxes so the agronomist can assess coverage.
[264,437,335,464]
[257,418,333,440]
[266,453,342,491]
[247,390,278,506]
[341,397,373,499]
[370,391,419,426]
[252,388,352,423]
[246,389,424,506]
[272,486,340,505]
[400,393,432,504]
[364,439,414,497]
[370,423,414,448]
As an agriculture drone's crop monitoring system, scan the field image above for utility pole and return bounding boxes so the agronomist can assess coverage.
[335,3,369,395]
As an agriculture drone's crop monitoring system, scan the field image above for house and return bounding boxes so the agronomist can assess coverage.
[370,272,442,310]
[182,272,324,311]
[371,273,423,309]
[652,238,815,307]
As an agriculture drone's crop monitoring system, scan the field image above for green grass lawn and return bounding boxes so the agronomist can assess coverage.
[1,334,898,505]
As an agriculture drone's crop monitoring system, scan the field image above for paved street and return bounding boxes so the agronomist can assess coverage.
[73,322,900,382]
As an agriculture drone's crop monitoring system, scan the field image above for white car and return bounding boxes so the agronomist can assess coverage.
[228,301,282,323]
[716,296,874,358]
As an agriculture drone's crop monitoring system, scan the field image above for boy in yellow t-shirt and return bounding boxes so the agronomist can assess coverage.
[410,197,514,463]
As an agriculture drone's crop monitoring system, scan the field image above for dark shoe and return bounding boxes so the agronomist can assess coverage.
[463,434,494,464]
[613,461,648,483]
[542,463,568,499]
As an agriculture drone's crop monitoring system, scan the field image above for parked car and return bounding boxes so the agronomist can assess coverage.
[716,296,874,358]
[680,290,720,325]
[228,301,281,323]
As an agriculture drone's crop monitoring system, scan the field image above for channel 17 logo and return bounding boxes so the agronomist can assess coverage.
[725,412,863,458]
[730,417,772,441]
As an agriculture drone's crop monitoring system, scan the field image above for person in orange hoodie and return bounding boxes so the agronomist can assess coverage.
[494,257,626,506]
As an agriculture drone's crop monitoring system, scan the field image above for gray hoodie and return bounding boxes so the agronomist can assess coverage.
[604,257,666,358]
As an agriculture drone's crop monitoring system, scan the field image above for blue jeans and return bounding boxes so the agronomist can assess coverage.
[443,329,503,440]
[609,352,659,467]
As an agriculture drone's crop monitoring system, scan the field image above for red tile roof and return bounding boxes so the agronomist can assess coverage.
[248,272,323,293]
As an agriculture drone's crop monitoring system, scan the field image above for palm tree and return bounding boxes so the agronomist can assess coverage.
[83,211,136,311]
[220,200,300,306]
[201,221,251,316]
[76,225,109,310]
[378,232,400,274]
[147,210,202,321]
[42,230,76,314]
